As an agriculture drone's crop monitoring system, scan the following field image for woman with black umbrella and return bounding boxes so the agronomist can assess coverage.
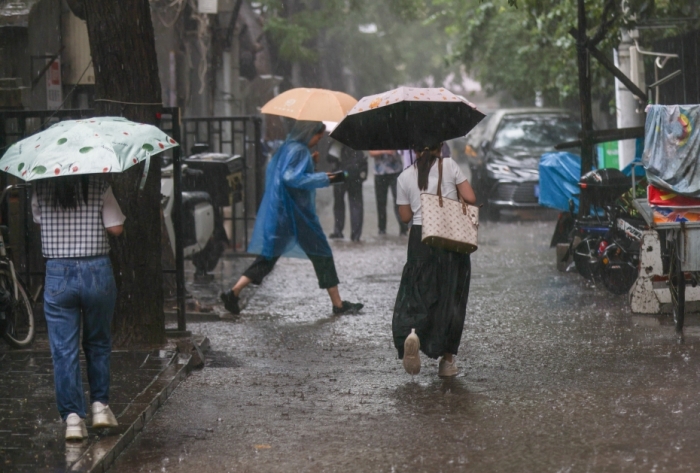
[393,142,477,377]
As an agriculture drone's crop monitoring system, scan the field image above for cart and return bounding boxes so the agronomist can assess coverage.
[631,198,700,333]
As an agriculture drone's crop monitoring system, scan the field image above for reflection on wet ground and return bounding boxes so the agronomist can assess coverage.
[113,191,700,472]
[0,347,174,472]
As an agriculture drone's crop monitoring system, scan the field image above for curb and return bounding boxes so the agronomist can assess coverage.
[67,337,209,473]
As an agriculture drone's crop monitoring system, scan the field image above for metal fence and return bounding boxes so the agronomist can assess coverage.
[180,116,263,253]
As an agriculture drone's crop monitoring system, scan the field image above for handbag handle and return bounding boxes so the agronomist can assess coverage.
[436,158,468,215]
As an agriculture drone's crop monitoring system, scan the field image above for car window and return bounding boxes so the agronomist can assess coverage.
[457,113,494,160]
[492,115,580,150]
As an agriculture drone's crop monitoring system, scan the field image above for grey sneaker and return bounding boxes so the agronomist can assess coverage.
[438,357,459,377]
[402,329,421,375]
[92,401,118,428]
[65,413,88,441]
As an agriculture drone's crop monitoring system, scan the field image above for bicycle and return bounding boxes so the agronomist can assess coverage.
[0,184,35,348]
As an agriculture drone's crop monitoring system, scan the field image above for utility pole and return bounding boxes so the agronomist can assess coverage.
[614,28,645,169]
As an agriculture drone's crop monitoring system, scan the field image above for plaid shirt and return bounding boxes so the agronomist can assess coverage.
[33,177,113,259]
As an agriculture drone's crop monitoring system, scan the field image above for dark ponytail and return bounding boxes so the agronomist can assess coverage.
[52,175,90,210]
[414,143,442,191]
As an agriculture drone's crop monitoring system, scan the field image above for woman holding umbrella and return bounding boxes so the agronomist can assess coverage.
[0,116,179,440]
[394,142,476,377]
[32,175,125,439]
[330,86,483,377]
[220,120,363,315]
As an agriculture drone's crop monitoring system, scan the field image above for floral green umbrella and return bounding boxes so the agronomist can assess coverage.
[0,116,178,184]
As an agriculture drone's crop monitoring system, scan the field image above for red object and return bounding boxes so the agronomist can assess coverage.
[598,240,608,255]
[155,112,162,120]
[648,184,700,208]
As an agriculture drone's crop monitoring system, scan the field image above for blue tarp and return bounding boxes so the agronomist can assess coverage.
[247,121,332,259]
[539,152,581,213]
[643,104,700,196]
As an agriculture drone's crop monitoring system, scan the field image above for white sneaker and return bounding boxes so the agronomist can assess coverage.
[402,329,421,375]
[92,401,118,428]
[65,413,88,441]
[438,357,459,377]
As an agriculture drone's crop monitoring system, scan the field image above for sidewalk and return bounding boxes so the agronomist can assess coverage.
[0,334,200,473]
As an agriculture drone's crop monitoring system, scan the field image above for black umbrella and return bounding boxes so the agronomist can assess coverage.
[330,87,485,150]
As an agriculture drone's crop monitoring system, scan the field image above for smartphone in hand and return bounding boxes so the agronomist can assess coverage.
[328,171,347,184]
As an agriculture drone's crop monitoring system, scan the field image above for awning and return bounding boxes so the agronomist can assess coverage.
[0,0,39,28]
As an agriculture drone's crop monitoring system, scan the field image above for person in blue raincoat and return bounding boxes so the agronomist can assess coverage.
[220,120,363,315]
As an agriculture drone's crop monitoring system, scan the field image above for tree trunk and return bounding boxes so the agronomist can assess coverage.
[83,0,165,346]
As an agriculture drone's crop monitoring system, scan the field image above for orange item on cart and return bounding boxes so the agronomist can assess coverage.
[653,206,700,224]
[647,184,700,208]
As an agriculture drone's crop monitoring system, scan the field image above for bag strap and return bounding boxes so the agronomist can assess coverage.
[436,158,468,215]
[437,157,444,207]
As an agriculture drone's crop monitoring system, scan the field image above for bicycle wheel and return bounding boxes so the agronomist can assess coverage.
[573,237,601,280]
[0,270,35,348]
[668,240,685,333]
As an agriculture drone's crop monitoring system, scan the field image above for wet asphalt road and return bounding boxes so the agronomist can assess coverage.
[112,183,700,473]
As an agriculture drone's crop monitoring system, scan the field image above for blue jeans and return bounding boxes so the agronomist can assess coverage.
[44,255,117,420]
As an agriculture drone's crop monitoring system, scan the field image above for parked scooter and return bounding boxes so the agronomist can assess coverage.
[161,144,243,282]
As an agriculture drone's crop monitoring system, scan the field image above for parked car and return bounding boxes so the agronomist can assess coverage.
[451,108,581,220]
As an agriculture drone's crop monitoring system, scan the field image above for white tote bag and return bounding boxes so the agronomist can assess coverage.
[420,158,479,254]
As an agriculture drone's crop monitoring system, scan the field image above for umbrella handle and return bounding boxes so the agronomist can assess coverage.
[139,155,151,190]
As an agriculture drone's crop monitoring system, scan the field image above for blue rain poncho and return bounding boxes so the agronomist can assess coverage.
[248,121,332,258]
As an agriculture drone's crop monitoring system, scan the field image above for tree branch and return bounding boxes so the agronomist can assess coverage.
[589,0,618,47]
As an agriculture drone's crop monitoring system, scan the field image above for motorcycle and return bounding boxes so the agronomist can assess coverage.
[561,168,647,294]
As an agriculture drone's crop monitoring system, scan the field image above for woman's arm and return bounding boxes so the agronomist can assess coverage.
[102,186,126,236]
[457,180,477,205]
[398,205,413,224]
[105,225,123,236]
[282,148,331,190]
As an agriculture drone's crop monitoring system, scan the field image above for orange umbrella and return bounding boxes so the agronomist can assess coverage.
[260,88,357,122]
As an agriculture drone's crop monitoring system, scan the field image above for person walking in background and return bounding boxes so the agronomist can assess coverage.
[369,150,408,236]
[32,175,125,440]
[392,143,476,378]
[220,120,363,316]
[328,140,367,242]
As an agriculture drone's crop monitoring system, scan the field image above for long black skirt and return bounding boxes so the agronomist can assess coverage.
[392,225,471,360]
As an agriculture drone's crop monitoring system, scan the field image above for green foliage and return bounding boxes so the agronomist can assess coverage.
[256,0,700,109]
[265,15,319,62]
[434,0,700,109]
[258,0,461,96]
[436,0,622,107]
